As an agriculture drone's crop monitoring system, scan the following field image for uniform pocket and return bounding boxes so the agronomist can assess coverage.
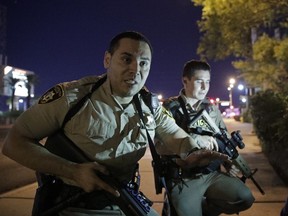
[87,118,116,140]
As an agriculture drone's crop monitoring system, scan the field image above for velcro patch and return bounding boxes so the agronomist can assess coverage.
[39,85,64,104]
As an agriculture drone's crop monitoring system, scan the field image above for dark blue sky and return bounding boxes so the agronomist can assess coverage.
[6,0,239,104]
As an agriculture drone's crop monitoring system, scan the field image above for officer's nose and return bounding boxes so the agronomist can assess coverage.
[129,60,140,75]
[201,82,206,90]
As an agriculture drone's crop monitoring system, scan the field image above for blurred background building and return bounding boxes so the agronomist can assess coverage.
[0,3,36,113]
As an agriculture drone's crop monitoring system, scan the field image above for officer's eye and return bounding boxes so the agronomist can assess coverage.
[121,56,132,64]
[139,61,149,67]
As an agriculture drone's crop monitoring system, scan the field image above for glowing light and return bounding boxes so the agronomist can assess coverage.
[241,97,247,103]
[229,78,236,85]
[221,101,230,106]
[4,66,13,75]
[238,84,244,90]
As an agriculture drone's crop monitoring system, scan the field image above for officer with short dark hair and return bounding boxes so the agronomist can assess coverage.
[158,60,255,216]
[2,34,229,216]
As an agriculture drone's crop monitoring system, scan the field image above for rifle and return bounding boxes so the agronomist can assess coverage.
[188,109,265,195]
[37,131,153,216]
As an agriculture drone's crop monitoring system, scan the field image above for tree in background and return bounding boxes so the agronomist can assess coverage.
[192,0,288,183]
[192,0,288,93]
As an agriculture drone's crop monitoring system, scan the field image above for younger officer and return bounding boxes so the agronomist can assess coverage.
[2,33,229,215]
[158,60,255,216]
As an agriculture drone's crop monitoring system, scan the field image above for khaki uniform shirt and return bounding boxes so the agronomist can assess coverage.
[15,75,198,181]
[156,89,228,155]
[178,89,227,132]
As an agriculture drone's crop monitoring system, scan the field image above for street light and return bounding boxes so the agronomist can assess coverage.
[238,83,249,111]
[157,94,163,105]
[238,84,244,91]
[228,78,235,108]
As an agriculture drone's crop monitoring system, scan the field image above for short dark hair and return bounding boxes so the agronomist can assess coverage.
[107,31,153,55]
[182,60,211,79]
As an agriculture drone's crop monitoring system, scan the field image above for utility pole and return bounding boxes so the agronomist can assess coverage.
[0,3,7,65]
[228,78,235,108]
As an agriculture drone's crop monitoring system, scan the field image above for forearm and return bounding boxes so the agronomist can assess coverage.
[2,126,76,180]
[160,128,200,158]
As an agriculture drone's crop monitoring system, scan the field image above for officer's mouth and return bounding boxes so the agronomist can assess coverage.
[125,79,138,85]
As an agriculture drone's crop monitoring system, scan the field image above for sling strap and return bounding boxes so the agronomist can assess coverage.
[133,93,172,207]
[62,75,107,127]
[177,95,190,132]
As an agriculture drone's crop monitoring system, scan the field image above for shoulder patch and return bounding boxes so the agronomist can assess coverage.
[162,107,173,118]
[38,85,64,104]
[163,97,180,113]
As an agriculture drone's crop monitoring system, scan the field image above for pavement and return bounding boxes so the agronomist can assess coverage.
[0,119,287,216]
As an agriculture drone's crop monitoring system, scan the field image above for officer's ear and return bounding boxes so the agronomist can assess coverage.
[182,77,188,86]
[103,51,111,69]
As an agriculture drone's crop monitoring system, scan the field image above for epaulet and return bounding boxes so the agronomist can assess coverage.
[38,74,106,105]
[139,87,160,114]
[62,74,106,90]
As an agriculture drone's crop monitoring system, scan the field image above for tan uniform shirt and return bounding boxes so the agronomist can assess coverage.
[178,90,227,132]
[15,75,198,181]
[156,89,228,155]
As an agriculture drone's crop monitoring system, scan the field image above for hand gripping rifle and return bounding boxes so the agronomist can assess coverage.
[33,76,154,216]
[37,131,153,216]
[188,109,265,195]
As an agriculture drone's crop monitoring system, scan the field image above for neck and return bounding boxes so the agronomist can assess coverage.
[107,79,134,105]
[186,97,199,107]
[113,95,133,105]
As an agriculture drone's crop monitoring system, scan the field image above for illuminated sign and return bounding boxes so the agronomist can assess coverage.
[0,65,35,97]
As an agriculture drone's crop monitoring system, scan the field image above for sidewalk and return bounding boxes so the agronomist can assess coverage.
[0,119,287,215]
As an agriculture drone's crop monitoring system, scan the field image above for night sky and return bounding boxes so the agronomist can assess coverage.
[5,0,239,105]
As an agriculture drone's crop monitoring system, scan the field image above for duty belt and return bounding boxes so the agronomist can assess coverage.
[161,155,221,180]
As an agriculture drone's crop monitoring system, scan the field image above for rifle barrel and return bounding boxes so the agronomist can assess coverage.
[250,176,265,195]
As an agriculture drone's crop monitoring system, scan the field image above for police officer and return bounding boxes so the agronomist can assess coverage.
[158,60,255,216]
[2,33,229,216]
